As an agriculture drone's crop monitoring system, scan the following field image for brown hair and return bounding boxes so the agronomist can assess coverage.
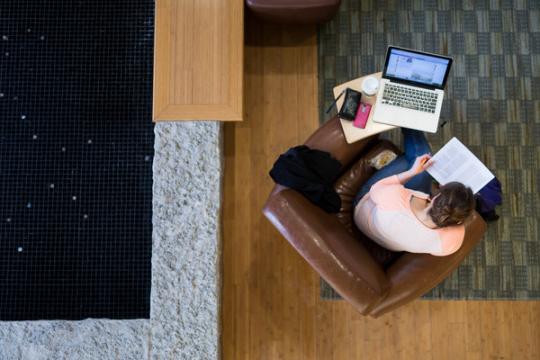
[429,182,475,227]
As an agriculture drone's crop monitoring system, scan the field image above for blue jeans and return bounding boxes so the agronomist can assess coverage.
[353,128,433,206]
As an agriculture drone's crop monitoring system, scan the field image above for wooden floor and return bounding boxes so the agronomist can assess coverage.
[221,16,540,360]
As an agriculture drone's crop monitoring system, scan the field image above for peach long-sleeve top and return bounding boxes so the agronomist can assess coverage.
[353,175,465,256]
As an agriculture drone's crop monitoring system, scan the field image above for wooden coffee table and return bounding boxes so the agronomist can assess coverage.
[333,72,396,144]
[153,0,243,122]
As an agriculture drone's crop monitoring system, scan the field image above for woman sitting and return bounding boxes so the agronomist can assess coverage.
[353,129,475,256]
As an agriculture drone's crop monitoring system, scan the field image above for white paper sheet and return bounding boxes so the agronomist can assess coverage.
[426,137,494,194]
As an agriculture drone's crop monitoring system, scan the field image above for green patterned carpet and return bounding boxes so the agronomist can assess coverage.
[319,0,539,299]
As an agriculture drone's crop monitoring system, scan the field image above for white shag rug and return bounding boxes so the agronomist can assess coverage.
[0,122,222,360]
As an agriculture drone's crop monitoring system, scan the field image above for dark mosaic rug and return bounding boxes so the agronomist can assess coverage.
[319,0,540,300]
[0,0,154,319]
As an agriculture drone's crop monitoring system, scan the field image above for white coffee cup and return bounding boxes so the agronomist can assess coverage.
[361,76,379,96]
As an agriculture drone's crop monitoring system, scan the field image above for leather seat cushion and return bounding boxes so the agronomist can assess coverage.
[334,140,404,269]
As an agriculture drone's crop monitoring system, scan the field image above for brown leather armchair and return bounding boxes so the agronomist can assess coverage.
[263,116,487,317]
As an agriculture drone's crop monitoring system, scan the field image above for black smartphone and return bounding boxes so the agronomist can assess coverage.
[338,88,362,120]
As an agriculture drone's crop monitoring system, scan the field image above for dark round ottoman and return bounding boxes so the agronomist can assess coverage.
[246,0,342,24]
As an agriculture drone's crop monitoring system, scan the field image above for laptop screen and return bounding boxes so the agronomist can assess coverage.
[384,47,452,89]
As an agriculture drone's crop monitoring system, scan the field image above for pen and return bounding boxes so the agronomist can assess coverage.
[416,158,428,173]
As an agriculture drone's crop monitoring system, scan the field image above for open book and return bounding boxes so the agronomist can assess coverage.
[426,137,494,194]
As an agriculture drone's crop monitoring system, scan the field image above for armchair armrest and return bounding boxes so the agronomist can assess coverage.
[263,188,390,314]
[368,212,487,317]
[304,116,377,170]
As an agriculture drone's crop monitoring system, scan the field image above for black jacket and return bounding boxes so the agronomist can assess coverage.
[269,145,342,213]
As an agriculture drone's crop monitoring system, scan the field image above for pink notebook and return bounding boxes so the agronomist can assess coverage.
[353,103,371,129]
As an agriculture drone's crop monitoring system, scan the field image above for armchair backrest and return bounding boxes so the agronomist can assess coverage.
[304,116,376,170]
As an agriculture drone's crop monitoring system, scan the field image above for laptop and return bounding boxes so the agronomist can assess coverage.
[372,46,453,133]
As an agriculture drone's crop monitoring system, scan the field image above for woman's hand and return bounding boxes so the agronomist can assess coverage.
[396,154,434,184]
[410,154,433,174]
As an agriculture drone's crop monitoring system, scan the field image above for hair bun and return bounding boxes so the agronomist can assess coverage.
[429,182,475,227]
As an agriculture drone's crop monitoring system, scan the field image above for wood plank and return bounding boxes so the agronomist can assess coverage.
[349,305,366,360]
[413,301,433,360]
[496,301,514,360]
[465,301,484,357]
[465,351,483,360]
[221,14,540,360]
[529,302,540,359]
[509,302,532,359]
[153,0,243,121]
[315,300,334,360]
[394,301,417,360]
[480,300,500,358]
[430,301,454,360]
[446,301,468,360]
[331,303,351,360]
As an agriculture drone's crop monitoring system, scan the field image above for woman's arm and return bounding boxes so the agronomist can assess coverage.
[396,154,433,184]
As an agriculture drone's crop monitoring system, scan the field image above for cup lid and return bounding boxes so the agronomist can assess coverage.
[362,77,379,94]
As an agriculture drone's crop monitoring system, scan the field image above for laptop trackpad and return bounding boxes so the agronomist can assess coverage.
[373,105,439,133]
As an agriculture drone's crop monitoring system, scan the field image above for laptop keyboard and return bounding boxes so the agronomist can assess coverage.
[381,83,438,113]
